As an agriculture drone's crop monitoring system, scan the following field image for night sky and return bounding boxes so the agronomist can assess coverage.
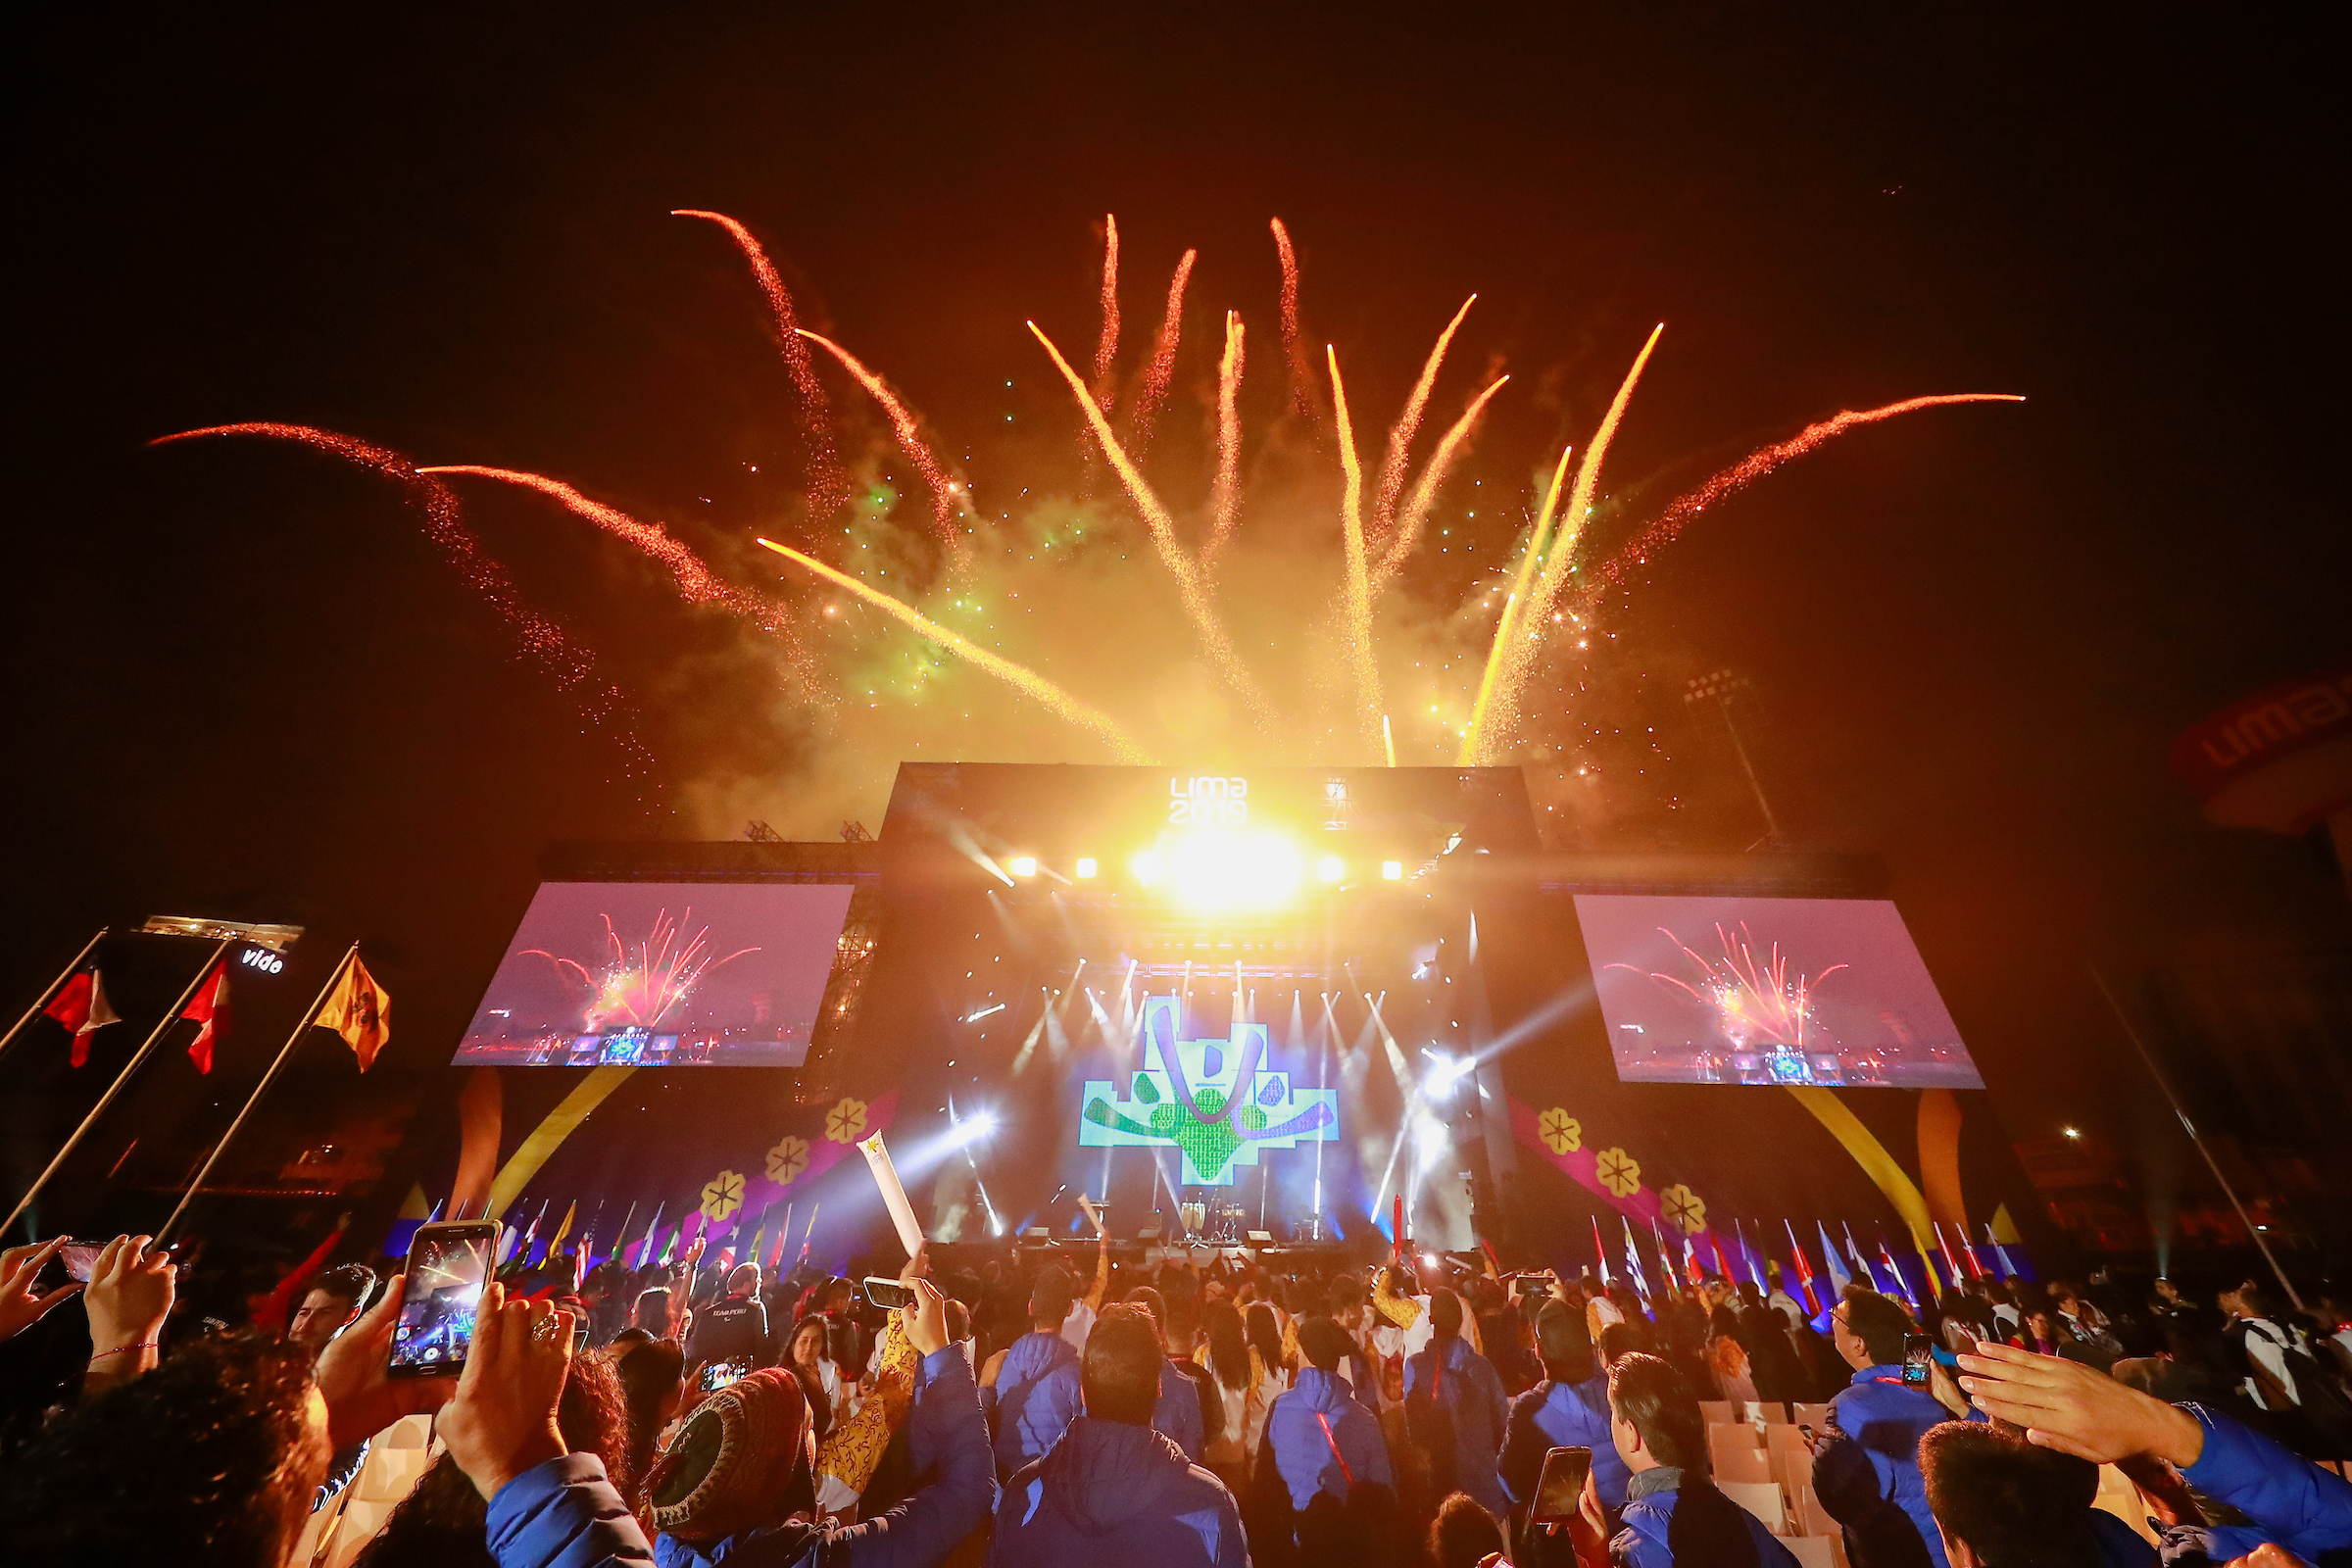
[10,7,2345,1198]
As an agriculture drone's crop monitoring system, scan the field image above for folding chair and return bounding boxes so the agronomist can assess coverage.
[1700,1399,1738,1425]
[1714,1440,1776,1485]
[1790,1400,1834,1430]
[1719,1479,1789,1534]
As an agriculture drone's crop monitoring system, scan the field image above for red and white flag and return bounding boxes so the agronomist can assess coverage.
[181,961,230,1074]
[43,969,121,1067]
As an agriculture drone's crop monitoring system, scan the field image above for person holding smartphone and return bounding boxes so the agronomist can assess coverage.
[1814,1286,1978,1568]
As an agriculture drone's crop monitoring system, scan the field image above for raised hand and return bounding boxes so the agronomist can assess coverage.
[0,1238,81,1343]
[85,1236,173,1354]
[902,1276,949,1357]
[315,1272,456,1446]
[1955,1340,2203,1465]
[439,1283,573,1501]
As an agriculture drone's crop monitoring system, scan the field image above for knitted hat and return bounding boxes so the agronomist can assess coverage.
[646,1368,810,1543]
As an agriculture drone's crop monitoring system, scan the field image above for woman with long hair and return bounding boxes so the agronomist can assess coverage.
[786,1313,841,1442]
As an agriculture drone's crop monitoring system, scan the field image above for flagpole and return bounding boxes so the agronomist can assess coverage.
[0,926,111,1066]
[1,935,235,1239]
[155,943,358,1246]
[2090,965,2305,1313]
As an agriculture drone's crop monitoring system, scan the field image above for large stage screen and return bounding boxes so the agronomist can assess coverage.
[453,881,854,1067]
[1574,894,1981,1089]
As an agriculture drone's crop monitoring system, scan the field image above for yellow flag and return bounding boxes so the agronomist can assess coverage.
[316,953,392,1071]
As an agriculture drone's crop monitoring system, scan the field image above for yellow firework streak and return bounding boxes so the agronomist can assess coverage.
[1027,320,1275,727]
[1374,373,1510,593]
[1460,442,1576,764]
[1327,345,1383,741]
[1373,294,1477,542]
[756,537,1151,762]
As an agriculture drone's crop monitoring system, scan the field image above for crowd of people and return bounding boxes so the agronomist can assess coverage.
[0,1219,2347,1568]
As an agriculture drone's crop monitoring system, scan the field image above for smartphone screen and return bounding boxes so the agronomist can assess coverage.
[1902,1333,1935,1388]
[389,1222,498,1378]
[702,1356,752,1392]
[1531,1446,1592,1523]
[862,1277,914,1311]
[59,1243,102,1284]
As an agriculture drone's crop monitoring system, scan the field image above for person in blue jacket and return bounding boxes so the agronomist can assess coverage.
[1500,1302,1631,1522]
[1956,1337,2352,1566]
[1600,1352,1801,1567]
[1403,1288,1512,1519]
[989,1302,1249,1568]
[1816,1286,1977,1568]
[1259,1315,1395,1513]
[1127,1284,1208,1461]
[983,1264,1086,1476]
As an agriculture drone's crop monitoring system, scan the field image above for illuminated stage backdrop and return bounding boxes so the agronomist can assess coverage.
[1079,995,1338,1185]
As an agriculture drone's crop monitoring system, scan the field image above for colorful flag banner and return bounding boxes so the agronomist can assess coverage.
[1786,1220,1822,1316]
[43,968,122,1067]
[180,960,230,1074]
[315,954,393,1070]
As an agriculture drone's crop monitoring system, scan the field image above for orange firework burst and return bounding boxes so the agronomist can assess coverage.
[150,423,651,784]
[1270,217,1314,415]
[1590,393,2030,592]
[797,330,970,561]
[1130,247,1198,457]
[1092,212,1122,416]
[1372,295,1477,549]
[525,907,759,1031]
[671,210,844,518]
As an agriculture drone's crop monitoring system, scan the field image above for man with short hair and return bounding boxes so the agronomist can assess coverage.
[289,1262,376,1356]
[1604,1352,1801,1566]
[989,1303,1247,1567]
[981,1264,1085,1476]
[684,1261,770,1370]
[1815,1286,1974,1568]
[1918,1420,2151,1567]
[1502,1302,1630,1521]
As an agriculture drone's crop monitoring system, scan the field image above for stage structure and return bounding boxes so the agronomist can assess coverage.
[472,762,2043,1291]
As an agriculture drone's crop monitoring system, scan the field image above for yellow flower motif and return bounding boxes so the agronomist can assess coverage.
[1659,1183,1707,1235]
[765,1135,811,1186]
[825,1097,869,1145]
[1539,1108,1583,1156]
[700,1169,745,1224]
[1596,1148,1642,1199]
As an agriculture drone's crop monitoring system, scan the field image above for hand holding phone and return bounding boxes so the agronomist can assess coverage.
[0,1238,84,1345]
[701,1356,752,1392]
[862,1276,916,1311]
[1531,1446,1593,1524]
[389,1222,499,1378]
[1902,1333,1935,1388]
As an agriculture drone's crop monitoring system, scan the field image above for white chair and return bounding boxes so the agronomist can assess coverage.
[1719,1479,1789,1534]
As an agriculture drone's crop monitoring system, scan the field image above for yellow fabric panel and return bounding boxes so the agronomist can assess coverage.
[1916,1088,1969,1227]
[483,1066,637,1221]
[1784,1086,1940,1270]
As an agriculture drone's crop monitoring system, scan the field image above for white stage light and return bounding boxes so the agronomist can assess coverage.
[1131,849,1163,886]
[950,1110,999,1146]
[1009,856,1039,878]
[1074,857,1099,879]
[1165,827,1303,911]
[1317,854,1346,883]
[1381,859,1404,881]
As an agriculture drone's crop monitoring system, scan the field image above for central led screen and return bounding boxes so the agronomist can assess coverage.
[1574,893,1982,1089]
[453,881,854,1067]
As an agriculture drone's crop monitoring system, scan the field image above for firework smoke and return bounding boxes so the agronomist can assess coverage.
[755,537,1150,762]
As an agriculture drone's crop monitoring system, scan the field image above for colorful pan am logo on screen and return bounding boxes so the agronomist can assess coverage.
[1079,996,1337,1185]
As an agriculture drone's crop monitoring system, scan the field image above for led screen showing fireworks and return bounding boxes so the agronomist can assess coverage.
[453,881,855,1067]
[1574,894,1982,1089]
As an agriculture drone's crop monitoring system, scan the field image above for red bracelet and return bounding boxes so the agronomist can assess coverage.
[89,1343,159,1361]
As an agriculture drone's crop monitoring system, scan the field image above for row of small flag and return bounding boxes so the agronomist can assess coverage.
[390,1193,824,1284]
[1586,1214,2031,1319]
